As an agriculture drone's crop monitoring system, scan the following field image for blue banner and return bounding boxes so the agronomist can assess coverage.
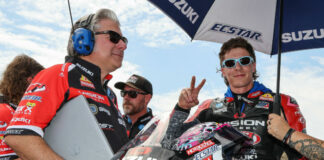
[271,0,324,55]
[148,0,215,38]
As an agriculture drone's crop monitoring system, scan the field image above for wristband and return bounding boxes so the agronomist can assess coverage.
[282,128,295,144]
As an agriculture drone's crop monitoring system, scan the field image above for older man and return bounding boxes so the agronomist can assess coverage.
[115,74,153,139]
[5,8,128,159]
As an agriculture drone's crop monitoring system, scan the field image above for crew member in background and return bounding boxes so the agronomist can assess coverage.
[115,74,153,139]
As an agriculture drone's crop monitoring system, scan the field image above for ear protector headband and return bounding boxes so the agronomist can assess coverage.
[72,14,95,56]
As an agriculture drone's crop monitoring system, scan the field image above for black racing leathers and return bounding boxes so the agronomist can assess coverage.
[162,81,306,160]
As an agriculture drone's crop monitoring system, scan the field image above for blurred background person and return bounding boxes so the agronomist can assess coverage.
[0,54,44,160]
[115,74,153,139]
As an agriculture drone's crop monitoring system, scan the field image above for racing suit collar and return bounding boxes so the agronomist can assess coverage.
[66,56,113,80]
[225,81,272,98]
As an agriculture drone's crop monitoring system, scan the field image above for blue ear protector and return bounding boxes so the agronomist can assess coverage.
[72,14,95,56]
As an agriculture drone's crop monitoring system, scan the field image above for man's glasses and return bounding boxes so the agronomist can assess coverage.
[222,56,254,68]
[95,30,128,44]
[120,90,147,98]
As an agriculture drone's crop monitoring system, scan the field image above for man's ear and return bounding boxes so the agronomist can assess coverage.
[221,67,225,77]
[145,94,152,106]
[27,76,33,84]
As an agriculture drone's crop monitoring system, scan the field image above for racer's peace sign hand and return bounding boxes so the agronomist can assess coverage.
[178,76,206,110]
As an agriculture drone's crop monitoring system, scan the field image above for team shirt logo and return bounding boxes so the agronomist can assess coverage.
[259,93,273,101]
[80,75,95,89]
[25,83,46,94]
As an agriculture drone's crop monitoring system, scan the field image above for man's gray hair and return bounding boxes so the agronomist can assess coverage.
[67,8,120,57]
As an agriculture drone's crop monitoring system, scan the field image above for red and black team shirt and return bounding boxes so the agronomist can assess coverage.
[0,98,18,159]
[5,56,129,153]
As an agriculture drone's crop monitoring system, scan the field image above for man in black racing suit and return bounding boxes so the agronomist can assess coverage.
[162,37,307,160]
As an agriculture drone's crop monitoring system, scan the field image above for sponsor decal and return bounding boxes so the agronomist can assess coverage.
[215,102,223,109]
[259,93,273,102]
[98,123,113,129]
[237,154,258,160]
[25,83,46,94]
[80,75,95,89]
[118,118,126,128]
[24,102,36,114]
[168,0,199,24]
[210,23,263,42]
[89,104,98,114]
[11,118,31,124]
[76,63,94,76]
[248,91,263,98]
[81,91,105,103]
[5,129,24,135]
[16,106,24,114]
[127,75,138,84]
[282,28,324,43]
[241,131,261,145]
[225,97,234,103]
[0,135,4,143]
[194,144,222,160]
[186,140,215,155]
[213,106,227,113]
[0,121,7,128]
[234,113,246,119]
[255,101,269,109]
[99,107,111,116]
[227,119,265,130]
[21,95,42,102]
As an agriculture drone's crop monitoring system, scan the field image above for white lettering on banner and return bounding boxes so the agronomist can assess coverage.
[282,28,324,43]
[169,0,199,24]
[210,23,263,42]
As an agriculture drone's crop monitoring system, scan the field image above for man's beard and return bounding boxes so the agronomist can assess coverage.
[123,99,145,116]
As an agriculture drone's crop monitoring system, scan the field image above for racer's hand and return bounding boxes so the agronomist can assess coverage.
[178,76,206,110]
[267,113,290,141]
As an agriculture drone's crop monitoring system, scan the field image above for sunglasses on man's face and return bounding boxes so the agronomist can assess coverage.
[120,90,147,99]
[222,56,254,68]
[95,30,128,44]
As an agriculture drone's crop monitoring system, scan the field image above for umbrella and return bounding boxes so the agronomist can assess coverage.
[147,0,324,114]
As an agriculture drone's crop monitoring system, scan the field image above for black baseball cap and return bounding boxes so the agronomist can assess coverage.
[115,74,153,95]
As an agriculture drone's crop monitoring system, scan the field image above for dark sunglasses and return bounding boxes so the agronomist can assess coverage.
[120,90,147,98]
[222,56,254,68]
[95,30,128,44]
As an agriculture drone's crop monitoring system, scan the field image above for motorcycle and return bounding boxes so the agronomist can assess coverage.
[112,115,252,160]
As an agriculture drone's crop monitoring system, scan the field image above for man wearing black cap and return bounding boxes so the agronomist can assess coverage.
[115,74,153,139]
